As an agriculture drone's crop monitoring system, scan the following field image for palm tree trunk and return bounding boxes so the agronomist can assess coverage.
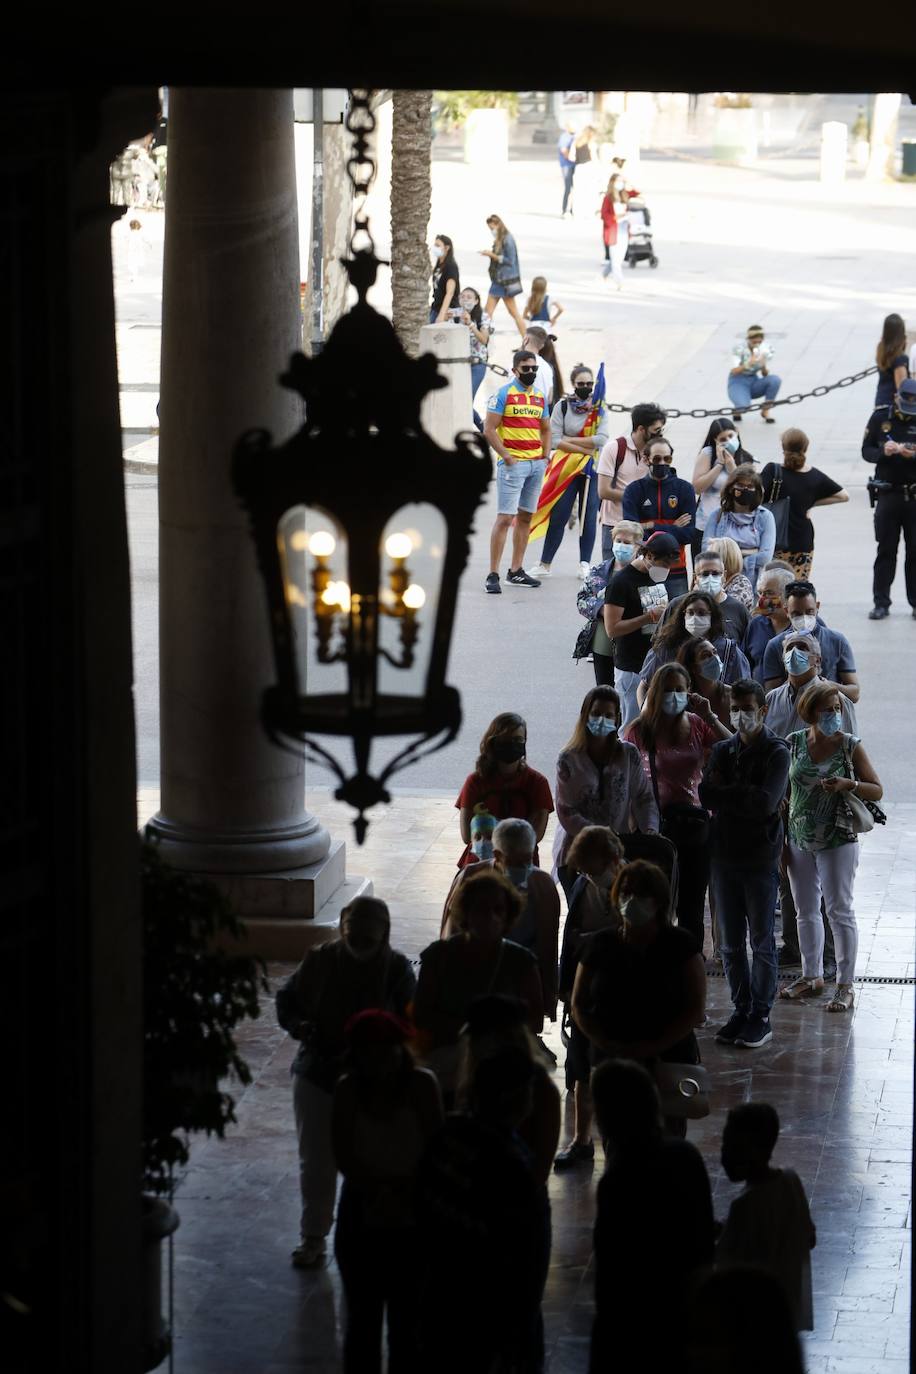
[390,89,432,356]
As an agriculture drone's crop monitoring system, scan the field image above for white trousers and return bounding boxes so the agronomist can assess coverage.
[786,840,859,984]
[292,1075,338,1241]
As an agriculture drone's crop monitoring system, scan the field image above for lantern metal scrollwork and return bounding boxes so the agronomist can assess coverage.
[233,89,492,842]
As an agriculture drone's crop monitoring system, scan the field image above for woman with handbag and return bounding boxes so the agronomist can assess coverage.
[691,417,755,562]
[624,663,731,950]
[758,428,848,582]
[702,465,776,591]
[570,859,708,1140]
[275,897,417,1270]
[481,213,526,338]
[780,681,883,1014]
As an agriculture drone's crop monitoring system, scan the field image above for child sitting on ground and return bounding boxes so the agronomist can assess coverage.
[716,1102,816,1331]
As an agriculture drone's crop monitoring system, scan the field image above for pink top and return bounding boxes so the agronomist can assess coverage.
[623,713,719,810]
[596,435,650,529]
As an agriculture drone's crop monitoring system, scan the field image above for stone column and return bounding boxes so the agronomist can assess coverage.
[419,321,473,448]
[147,88,366,951]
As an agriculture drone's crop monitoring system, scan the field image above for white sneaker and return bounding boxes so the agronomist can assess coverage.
[528,562,551,578]
[578,561,590,580]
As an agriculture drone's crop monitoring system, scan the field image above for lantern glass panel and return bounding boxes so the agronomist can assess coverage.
[278,505,349,696]
[377,503,446,699]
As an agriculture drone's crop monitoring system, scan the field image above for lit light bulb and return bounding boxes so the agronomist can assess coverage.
[385,532,413,561]
[337,582,352,612]
[286,583,307,608]
[308,530,336,558]
[289,530,309,552]
[321,585,340,607]
[380,587,397,607]
[402,584,426,610]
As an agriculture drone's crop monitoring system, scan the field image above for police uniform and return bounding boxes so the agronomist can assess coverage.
[862,380,916,617]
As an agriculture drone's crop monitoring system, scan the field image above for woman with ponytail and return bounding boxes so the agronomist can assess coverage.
[758,429,848,582]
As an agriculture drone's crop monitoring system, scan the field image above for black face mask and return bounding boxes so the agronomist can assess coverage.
[650,463,670,481]
[517,370,537,386]
[492,739,526,763]
[574,384,592,400]
[734,490,759,509]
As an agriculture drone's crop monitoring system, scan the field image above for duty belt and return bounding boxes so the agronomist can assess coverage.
[880,483,916,500]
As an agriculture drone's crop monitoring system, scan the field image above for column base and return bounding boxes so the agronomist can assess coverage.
[215,871,374,962]
[144,809,331,874]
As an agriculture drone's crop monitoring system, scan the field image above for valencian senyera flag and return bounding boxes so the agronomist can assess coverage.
[527,363,607,543]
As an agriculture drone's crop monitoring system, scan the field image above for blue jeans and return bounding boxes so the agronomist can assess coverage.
[614,668,642,731]
[471,361,487,432]
[542,470,599,565]
[727,372,781,411]
[713,862,779,1019]
[496,458,547,515]
[561,161,576,213]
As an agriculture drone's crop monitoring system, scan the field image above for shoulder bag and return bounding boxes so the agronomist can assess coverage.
[654,1060,711,1120]
[762,468,791,549]
[839,737,886,834]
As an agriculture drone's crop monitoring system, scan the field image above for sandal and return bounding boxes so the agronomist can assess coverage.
[778,976,824,1001]
[825,984,854,1014]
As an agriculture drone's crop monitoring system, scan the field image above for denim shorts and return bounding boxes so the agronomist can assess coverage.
[488,280,523,299]
[496,458,546,515]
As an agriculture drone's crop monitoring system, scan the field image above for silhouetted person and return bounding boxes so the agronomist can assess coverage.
[716,1102,816,1331]
[332,1010,443,1374]
[417,1048,548,1372]
[589,1059,714,1372]
[686,1267,805,1374]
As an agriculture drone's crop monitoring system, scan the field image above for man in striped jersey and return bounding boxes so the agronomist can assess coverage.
[484,350,552,593]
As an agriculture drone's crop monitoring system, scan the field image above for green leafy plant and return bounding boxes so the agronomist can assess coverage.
[141,840,268,1195]
[433,90,520,128]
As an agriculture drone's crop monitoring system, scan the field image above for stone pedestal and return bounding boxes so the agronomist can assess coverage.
[147,87,361,953]
[419,321,473,449]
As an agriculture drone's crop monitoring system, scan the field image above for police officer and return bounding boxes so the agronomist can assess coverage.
[862,377,916,620]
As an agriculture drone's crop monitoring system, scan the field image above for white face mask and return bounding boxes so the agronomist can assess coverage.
[662,690,689,716]
[459,297,476,312]
[685,614,711,637]
[790,612,817,634]
[619,894,656,928]
[647,563,670,584]
[730,708,763,735]
[697,574,723,595]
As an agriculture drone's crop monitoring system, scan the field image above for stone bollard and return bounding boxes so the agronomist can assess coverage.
[419,322,473,449]
[820,122,848,184]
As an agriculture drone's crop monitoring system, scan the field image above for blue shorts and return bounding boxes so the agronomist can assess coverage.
[496,458,546,515]
[488,280,522,299]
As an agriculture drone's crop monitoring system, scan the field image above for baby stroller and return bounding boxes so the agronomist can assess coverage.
[624,201,658,269]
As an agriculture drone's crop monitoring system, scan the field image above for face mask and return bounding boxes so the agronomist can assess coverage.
[789,613,817,634]
[472,838,494,860]
[662,690,689,716]
[619,894,656,928]
[733,489,759,508]
[783,647,810,675]
[730,708,762,735]
[698,654,723,682]
[459,297,476,312]
[818,710,842,737]
[506,862,533,889]
[723,436,740,455]
[574,384,592,400]
[650,463,670,481]
[492,738,526,764]
[432,245,445,261]
[612,541,635,564]
[517,370,537,386]
[647,563,670,584]
[587,715,619,737]
[684,614,711,637]
[697,574,723,595]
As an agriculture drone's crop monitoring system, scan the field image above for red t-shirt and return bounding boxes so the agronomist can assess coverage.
[624,714,719,811]
[455,766,554,868]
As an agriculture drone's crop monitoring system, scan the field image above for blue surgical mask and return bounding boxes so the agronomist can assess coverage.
[723,437,740,455]
[506,862,534,889]
[697,573,723,595]
[698,654,723,682]
[783,648,810,676]
[587,716,619,737]
[818,710,842,737]
[472,838,494,860]
[662,691,689,716]
[612,541,636,564]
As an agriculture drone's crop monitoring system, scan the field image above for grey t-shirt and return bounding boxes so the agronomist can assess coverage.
[765,678,858,740]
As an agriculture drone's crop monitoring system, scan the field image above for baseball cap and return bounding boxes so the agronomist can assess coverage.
[897,378,916,415]
[642,531,681,558]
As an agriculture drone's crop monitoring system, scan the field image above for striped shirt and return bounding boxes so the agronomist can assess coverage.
[487,381,548,462]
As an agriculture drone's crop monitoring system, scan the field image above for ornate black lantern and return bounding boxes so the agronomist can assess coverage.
[233,91,491,841]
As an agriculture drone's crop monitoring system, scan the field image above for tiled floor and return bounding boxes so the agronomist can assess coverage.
[165,795,914,1373]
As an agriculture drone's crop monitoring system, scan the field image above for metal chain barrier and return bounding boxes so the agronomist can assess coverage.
[435,358,879,417]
